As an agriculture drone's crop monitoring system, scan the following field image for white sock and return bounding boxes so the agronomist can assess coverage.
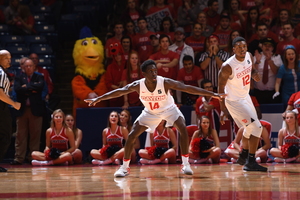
[182,155,189,165]
[123,159,131,168]
[32,160,53,166]
[151,158,161,164]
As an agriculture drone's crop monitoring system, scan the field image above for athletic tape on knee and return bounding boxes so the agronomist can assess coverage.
[243,121,263,139]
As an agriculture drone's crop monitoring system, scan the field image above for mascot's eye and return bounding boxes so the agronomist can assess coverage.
[114,43,119,47]
[81,40,88,46]
[92,39,97,44]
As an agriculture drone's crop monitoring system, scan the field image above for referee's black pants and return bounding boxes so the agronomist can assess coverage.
[0,101,12,162]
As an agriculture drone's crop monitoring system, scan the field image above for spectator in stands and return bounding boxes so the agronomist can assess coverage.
[271,9,291,42]
[149,34,179,80]
[176,55,203,106]
[139,0,155,14]
[121,51,143,109]
[121,0,146,24]
[177,0,201,36]
[253,38,283,104]
[213,15,232,50]
[139,120,177,164]
[19,56,28,73]
[11,59,45,165]
[105,21,124,59]
[196,11,214,38]
[185,23,206,56]
[121,35,133,61]
[105,46,126,107]
[0,7,5,24]
[255,0,272,20]
[65,114,83,164]
[291,0,300,26]
[39,0,63,22]
[4,0,19,26]
[195,34,230,89]
[189,115,221,164]
[275,23,300,56]
[228,0,246,27]
[244,6,260,41]
[147,0,176,22]
[149,33,160,54]
[169,27,194,70]
[90,111,136,165]
[225,30,241,55]
[157,16,175,43]
[195,79,221,134]
[273,45,300,107]
[132,17,155,63]
[204,0,220,30]
[225,120,272,163]
[124,20,137,41]
[275,0,293,19]
[270,110,300,163]
[31,109,78,166]
[248,22,279,55]
[29,53,53,103]
[10,4,35,35]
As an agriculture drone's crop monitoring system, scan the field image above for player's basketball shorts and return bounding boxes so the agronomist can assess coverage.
[225,95,260,129]
[135,104,184,132]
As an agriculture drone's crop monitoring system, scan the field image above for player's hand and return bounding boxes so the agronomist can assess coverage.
[87,92,98,99]
[84,97,100,106]
[13,102,21,110]
[212,93,226,101]
[220,110,228,125]
[252,71,260,82]
[272,92,280,99]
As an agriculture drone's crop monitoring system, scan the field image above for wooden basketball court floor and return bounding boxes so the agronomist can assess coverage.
[0,162,300,200]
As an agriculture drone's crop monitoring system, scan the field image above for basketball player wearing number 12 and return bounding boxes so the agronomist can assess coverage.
[85,60,225,177]
[218,36,267,171]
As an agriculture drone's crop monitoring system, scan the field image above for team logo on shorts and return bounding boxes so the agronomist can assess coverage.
[158,89,162,94]
[242,119,248,123]
[247,60,250,64]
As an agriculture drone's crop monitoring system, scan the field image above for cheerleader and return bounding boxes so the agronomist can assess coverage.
[189,115,221,164]
[31,109,78,165]
[90,111,136,165]
[138,120,177,164]
[270,111,300,163]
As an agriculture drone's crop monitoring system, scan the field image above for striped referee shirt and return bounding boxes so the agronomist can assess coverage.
[196,50,230,88]
[0,66,10,96]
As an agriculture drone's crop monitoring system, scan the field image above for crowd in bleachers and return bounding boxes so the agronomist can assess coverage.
[2,0,300,168]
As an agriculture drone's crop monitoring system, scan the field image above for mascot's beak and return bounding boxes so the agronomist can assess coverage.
[84,48,100,62]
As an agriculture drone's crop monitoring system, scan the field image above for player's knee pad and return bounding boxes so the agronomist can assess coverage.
[243,121,262,139]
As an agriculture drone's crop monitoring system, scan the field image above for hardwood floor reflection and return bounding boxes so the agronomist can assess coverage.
[0,163,300,199]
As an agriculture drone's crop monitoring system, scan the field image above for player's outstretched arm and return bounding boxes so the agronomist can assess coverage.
[84,81,139,106]
[165,78,225,100]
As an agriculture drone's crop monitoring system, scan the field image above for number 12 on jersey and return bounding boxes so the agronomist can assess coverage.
[149,102,160,110]
[242,74,250,86]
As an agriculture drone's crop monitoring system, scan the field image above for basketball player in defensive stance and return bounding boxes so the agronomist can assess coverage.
[85,60,225,177]
[218,36,267,171]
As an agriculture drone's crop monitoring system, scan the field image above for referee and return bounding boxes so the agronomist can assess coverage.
[0,50,21,172]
